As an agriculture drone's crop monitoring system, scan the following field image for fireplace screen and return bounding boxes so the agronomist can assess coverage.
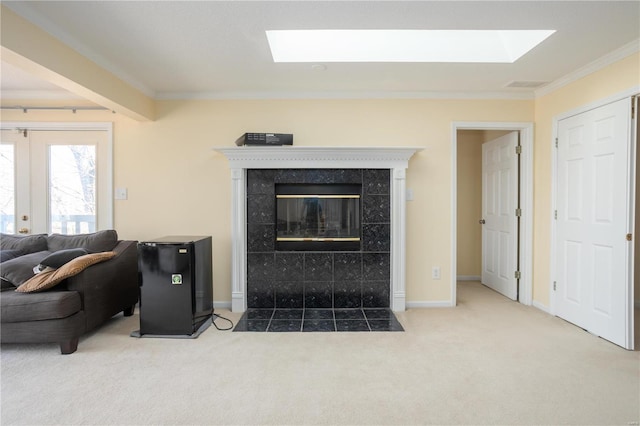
[275,184,361,251]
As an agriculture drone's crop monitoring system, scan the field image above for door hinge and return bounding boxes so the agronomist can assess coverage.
[553,281,557,291]
[555,138,558,148]
[554,210,558,220]
[515,208,522,217]
[515,145,522,155]
[515,270,521,280]
[632,99,636,119]
[626,233,633,241]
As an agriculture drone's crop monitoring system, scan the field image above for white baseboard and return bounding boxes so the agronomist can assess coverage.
[457,275,480,281]
[532,300,550,314]
[406,300,454,308]
[213,301,232,310]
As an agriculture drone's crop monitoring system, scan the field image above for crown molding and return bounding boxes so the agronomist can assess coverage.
[535,38,640,98]
[157,90,535,101]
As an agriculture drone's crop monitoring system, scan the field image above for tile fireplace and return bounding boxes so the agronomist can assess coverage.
[215,146,422,312]
[246,168,390,309]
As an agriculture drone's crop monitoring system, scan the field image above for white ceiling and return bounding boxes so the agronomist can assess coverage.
[1,1,639,100]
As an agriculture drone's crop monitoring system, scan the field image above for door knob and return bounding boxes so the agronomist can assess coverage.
[479,219,486,225]
[18,227,29,234]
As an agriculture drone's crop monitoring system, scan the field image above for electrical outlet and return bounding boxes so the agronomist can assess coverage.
[432,266,441,280]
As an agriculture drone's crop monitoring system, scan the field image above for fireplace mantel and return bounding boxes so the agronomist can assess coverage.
[215,146,422,312]
[216,146,421,169]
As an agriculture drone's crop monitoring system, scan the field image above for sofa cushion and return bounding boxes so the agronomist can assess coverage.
[0,289,81,322]
[0,234,48,254]
[0,249,22,263]
[16,251,116,293]
[47,230,118,253]
[0,250,23,289]
[0,251,51,287]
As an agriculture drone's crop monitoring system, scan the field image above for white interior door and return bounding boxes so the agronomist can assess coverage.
[555,97,633,349]
[481,132,519,300]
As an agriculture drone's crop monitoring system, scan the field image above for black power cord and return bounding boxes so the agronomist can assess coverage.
[212,311,234,331]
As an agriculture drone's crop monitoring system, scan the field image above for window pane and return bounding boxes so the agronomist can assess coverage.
[0,144,15,234]
[49,145,96,235]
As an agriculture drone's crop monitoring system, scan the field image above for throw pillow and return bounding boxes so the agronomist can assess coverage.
[16,251,116,293]
[34,248,89,272]
[0,233,48,253]
[0,251,52,287]
[47,230,118,253]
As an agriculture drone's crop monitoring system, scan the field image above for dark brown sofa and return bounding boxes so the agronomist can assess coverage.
[0,231,138,354]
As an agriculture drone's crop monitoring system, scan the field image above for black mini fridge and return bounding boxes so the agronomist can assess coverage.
[138,236,213,336]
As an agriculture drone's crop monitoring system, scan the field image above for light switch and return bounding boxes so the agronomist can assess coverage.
[406,188,414,201]
[115,187,128,200]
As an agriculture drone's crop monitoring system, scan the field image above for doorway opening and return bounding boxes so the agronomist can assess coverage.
[451,122,534,307]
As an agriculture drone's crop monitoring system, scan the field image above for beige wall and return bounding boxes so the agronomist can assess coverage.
[2,52,638,307]
[533,52,640,307]
[456,130,483,277]
[1,98,533,304]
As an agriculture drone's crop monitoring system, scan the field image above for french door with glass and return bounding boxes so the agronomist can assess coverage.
[0,128,112,235]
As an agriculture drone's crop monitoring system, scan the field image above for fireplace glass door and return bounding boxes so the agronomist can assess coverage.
[275,184,361,251]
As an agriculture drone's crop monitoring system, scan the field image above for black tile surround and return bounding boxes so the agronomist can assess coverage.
[234,308,404,332]
[246,169,391,311]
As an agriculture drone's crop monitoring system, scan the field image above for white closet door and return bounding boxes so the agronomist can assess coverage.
[556,97,633,349]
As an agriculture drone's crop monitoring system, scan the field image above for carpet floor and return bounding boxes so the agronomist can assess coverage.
[1,281,638,425]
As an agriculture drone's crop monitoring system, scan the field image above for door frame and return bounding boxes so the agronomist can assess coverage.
[0,121,114,232]
[550,87,639,349]
[451,122,534,307]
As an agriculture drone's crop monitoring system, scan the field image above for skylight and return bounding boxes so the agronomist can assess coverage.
[266,30,555,63]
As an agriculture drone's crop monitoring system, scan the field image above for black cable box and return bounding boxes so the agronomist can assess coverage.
[235,133,293,146]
